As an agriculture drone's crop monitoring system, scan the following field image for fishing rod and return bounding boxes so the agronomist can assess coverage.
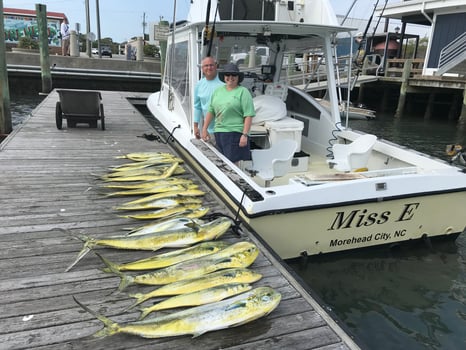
[207,2,219,57]
[353,0,388,89]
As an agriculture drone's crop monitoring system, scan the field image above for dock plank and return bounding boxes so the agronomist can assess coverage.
[0,90,360,350]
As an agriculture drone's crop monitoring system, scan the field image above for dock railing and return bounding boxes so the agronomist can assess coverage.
[384,58,424,79]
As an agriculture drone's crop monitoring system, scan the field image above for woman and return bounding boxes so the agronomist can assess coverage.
[202,63,255,164]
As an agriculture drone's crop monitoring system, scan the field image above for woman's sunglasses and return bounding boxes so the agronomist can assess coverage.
[224,73,238,77]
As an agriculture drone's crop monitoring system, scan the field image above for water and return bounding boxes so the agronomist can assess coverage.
[7,93,46,129]
[9,95,466,349]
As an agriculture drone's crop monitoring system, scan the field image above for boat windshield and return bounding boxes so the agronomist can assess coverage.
[164,40,191,117]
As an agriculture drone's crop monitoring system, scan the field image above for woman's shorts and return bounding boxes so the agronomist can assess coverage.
[215,132,251,163]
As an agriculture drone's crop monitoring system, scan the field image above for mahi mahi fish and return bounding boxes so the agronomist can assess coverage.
[138,283,253,320]
[113,197,203,211]
[123,217,205,235]
[102,183,198,198]
[64,216,232,272]
[102,241,230,271]
[119,205,209,220]
[128,268,262,308]
[101,162,184,182]
[115,152,175,162]
[110,156,184,172]
[118,188,205,206]
[101,177,194,190]
[102,162,185,179]
[101,241,259,291]
[73,287,281,339]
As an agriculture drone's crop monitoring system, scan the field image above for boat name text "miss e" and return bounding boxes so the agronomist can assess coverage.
[327,202,419,231]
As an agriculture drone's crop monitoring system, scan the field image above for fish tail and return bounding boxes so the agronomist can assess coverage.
[137,306,155,320]
[94,253,133,291]
[59,229,94,272]
[126,292,150,309]
[73,296,119,338]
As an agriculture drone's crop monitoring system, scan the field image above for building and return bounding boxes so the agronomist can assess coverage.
[3,7,67,55]
[376,0,466,76]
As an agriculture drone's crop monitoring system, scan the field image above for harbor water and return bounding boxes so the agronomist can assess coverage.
[8,94,466,349]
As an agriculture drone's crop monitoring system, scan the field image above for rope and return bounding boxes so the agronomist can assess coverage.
[138,125,180,144]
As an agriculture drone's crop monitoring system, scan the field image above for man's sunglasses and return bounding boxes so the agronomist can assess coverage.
[224,73,238,77]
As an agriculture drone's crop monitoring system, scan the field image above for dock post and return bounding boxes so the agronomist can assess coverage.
[395,58,412,118]
[0,0,12,136]
[136,37,144,61]
[35,4,52,93]
[70,30,79,57]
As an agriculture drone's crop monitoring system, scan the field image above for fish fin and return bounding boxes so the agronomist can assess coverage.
[137,307,152,320]
[72,296,119,338]
[94,252,133,291]
[127,292,151,309]
[225,300,247,312]
[58,228,93,272]
[184,219,201,232]
[65,246,91,272]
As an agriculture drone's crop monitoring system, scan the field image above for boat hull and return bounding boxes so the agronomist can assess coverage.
[243,191,464,259]
[162,128,465,259]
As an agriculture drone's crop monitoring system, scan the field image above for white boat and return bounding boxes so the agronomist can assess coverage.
[317,98,376,120]
[147,0,466,259]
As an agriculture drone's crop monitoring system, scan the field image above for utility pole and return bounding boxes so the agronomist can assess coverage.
[85,0,91,57]
[96,0,101,58]
[142,12,147,40]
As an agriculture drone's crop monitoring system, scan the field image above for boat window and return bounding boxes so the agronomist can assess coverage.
[218,0,275,21]
[165,41,190,117]
[286,88,321,122]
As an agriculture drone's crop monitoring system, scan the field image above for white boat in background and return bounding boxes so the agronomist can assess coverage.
[147,0,466,259]
[317,98,376,120]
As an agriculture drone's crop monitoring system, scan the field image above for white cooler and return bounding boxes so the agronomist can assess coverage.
[264,117,304,151]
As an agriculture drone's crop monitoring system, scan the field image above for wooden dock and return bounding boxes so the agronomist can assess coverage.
[0,90,360,350]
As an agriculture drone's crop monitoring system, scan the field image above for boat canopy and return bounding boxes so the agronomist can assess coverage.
[187,0,341,26]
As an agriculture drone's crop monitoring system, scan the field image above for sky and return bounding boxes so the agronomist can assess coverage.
[3,1,428,43]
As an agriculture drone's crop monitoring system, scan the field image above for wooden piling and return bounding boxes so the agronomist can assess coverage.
[394,58,412,118]
[0,0,12,135]
[35,4,52,94]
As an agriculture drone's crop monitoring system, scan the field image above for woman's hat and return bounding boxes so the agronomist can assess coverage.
[219,63,244,83]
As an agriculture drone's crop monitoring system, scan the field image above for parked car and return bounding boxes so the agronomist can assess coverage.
[92,46,112,58]
[101,46,112,58]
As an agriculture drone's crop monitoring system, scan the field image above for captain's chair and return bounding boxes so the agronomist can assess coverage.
[249,139,298,186]
[327,134,377,172]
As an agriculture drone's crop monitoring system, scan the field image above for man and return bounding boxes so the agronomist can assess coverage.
[193,57,224,142]
[60,17,70,56]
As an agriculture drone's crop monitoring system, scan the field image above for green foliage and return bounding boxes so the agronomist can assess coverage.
[143,44,160,57]
[17,36,39,50]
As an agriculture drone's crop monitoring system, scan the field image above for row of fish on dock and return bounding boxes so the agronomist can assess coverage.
[66,151,281,340]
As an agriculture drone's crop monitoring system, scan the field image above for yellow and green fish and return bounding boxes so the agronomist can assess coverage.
[102,241,230,271]
[119,205,209,220]
[138,283,253,320]
[73,287,281,339]
[64,216,231,271]
[101,241,259,291]
[128,268,262,308]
